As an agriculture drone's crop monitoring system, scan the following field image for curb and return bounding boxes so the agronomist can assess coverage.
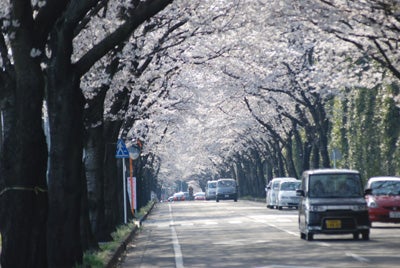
[105,201,156,268]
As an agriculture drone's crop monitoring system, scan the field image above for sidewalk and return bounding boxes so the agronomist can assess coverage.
[105,202,156,268]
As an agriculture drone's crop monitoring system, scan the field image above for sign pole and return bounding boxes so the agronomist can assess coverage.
[129,157,135,217]
[116,139,130,224]
[123,159,127,224]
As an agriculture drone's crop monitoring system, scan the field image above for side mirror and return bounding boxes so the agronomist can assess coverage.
[296,189,305,197]
[364,188,372,196]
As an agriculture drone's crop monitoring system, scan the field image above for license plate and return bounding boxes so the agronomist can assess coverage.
[389,211,400,218]
[225,194,229,198]
[326,219,341,229]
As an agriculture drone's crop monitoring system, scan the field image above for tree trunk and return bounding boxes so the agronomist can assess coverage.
[0,75,48,268]
[0,18,48,267]
[46,67,84,266]
[103,120,124,238]
[80,164,99,251]
[83,88,107,241]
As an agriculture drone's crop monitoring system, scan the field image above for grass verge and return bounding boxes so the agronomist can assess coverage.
[77,200,156,268]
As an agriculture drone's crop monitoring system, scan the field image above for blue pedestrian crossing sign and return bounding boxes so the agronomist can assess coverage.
[116,139,129,158]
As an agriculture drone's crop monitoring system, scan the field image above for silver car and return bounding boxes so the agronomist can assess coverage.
[205,180,217,200]
[277,180,301,210]
[267,177,297,209]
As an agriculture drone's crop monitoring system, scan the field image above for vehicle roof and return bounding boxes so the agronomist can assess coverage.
[217,178,235,181]
[270,177,297,181]
[303,169,359,175]
[279,180,301,184]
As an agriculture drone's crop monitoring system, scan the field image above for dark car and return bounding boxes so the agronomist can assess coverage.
[216,178,238,202]
[297,169,370,241]
[365,176,400,223]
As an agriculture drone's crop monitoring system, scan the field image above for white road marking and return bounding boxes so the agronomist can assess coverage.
[213,239,271,245]
[204,221,218,225]
[316,242,331,247]
[228,220,243,224]
[345,252,370,263]
[169,204,184,268]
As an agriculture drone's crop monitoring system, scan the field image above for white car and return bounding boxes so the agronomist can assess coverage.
[266,177,297,209]
[276,180,301,210]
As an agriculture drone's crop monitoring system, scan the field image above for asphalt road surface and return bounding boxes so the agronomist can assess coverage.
[118,200,400,268]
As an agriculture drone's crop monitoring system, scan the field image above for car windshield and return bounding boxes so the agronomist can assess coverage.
[208,182,216,189]
[371,181,400,196]
[280,181,301,191]
[218,180,235,187]
[309,173,363,198]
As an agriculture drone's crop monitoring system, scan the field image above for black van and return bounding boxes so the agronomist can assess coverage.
[296,169,370,241]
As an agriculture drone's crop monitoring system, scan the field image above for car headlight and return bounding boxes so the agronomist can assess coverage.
[308,205,325,212]
[367,197,378,208]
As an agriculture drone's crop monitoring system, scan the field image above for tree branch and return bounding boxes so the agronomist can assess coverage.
[75,0,173,77]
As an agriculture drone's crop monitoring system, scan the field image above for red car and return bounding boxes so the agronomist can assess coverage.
[173,192,185,201]
[365,176,400,223]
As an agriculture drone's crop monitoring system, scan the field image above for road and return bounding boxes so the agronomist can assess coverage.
[118,200,400,268]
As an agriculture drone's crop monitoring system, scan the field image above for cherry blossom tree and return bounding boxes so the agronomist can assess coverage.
[0,0,173,267]
[1,0,399,267]
[150,0,399,189]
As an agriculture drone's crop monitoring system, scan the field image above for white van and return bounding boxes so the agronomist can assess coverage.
[205,180,217,200]
[266,177,297,209]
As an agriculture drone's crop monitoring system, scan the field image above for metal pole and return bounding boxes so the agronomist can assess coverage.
[129,158,135,217]
[333,150,336,169]
[123,159,127,224]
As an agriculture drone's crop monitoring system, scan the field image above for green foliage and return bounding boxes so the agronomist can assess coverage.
[76,222,135,268]
[330,84,400,181]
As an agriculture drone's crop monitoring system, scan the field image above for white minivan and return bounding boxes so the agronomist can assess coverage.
[205,180,217,200]
[266,177,297,209]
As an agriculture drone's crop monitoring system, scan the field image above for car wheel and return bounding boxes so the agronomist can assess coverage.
[361,231,370,240]
[216,198,219,202]
[353,232,359,240]
[234,198,237,202]
[278,206,282,210]
[300,232,306,240]
[306,232,313,241]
